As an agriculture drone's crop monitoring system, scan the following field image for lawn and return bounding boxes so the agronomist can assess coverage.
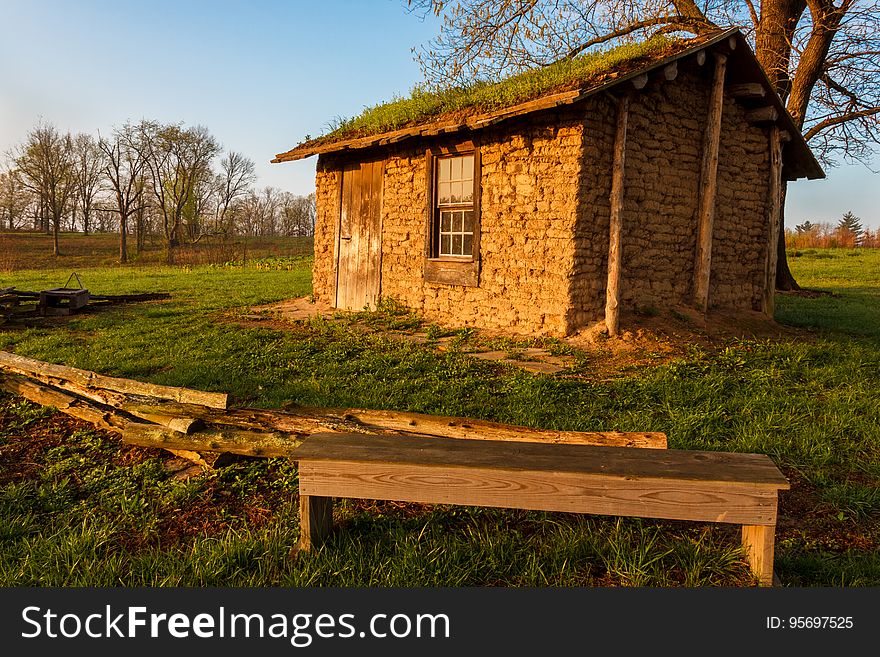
[0,246,877,586]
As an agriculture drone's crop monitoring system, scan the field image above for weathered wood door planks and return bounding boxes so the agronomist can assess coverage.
[335,159,384,310]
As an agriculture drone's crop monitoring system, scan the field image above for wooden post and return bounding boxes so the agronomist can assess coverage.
[605,94,629,337]
[693,52,727,312]
[297,494,334,551]
[742,524,777,586]
[762,126,784,317]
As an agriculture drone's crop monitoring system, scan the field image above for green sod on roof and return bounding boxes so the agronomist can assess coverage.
[319,35,676,144]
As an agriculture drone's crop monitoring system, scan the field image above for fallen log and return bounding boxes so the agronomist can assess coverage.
[0,373,132,433]
[122,401,667,449]
[119,401,328,435]
[295,406,668,449]
[123,423,305,458]
[125,408,204,434]
[1,354,668,456]
[0,351,228,409]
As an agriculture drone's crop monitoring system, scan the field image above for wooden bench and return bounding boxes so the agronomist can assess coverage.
[293,433,789,586]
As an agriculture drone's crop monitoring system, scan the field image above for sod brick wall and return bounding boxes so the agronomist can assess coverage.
[312,66,773,336]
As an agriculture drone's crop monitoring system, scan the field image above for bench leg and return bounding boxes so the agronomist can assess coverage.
[742,524,777,586]
[298,495,333,552]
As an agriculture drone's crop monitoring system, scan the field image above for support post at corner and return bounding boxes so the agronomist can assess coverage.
[742,524,777,586]
[298,494,333,552]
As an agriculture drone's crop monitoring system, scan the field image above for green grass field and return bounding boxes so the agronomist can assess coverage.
[0,246,877,586]
[0,231,313,271]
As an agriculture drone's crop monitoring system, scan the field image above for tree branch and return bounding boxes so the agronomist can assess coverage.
[804,105,880,141]
[743,0,760,30]
[562,15,714,61]
[820,72,862,105]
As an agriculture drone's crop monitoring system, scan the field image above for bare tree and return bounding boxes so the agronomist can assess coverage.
[136,121,220,263]
[215,151,256,234]
[0,167,33,231]
[99,124,147,263]
[72,133,106,236]
[13,122,75,256]
[410,0,880,290]
[186,179,215,241]
[133,175,153,254]
[260,186,283,236]
[234,189,265,237]
[280,192,316,237]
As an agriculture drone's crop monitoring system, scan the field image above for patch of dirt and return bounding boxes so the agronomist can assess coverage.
[561,307,813,378]
[0,403,160,487]
[776,467,879,553]
[251,296,337,321]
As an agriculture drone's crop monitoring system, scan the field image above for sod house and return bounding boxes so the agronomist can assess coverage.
[273,28,822,337]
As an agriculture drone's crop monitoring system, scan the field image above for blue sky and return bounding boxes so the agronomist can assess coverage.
[1,0,877,228]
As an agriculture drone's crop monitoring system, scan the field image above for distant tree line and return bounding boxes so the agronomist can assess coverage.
[0,121,315,263]
[787,211,879,248]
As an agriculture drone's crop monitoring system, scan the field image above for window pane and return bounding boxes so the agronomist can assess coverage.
[452,212,464,233]
[452,235,462,255]
[463,211,475,232]
[441,211,451,232]
[451,157,461,180]
[451,181,462,204]
[440,234,451,256]
[438,182,451,205]
[462,156,474,181]
[463,234,473,255]
[439,158,451,182]
[461,186,473,203]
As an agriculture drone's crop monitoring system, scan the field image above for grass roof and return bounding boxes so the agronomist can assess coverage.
[314,35,679,146]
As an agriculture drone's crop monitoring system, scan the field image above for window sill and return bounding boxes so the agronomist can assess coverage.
[428,256,475,263]
[424,258,479,287]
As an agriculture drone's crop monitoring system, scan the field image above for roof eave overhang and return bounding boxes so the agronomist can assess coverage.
[273,28,824,181]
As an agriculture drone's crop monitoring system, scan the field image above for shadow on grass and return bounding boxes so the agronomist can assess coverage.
[776,287,880,340]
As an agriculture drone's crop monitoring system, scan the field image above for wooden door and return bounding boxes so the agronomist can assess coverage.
[335,160,384,310]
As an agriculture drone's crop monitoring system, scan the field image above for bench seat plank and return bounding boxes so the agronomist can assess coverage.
[299,459,781,525]
[294,433,790,489]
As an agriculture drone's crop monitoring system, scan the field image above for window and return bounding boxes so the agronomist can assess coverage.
[436,155,475,257]
[425,145,481,287]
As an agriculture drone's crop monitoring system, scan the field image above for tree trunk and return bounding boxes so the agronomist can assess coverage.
[755,0,808,291]
[119,214,128,263]
[774,182,800,290]
[83,210,90,236]
[755,0,806,99]
[52,218,60,256]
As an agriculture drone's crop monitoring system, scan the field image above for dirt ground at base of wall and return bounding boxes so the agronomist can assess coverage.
[233,296,812,380]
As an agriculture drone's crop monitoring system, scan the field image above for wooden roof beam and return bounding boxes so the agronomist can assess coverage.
[746,106,779,123]
[728,83,766,99]
[631,73,649,90]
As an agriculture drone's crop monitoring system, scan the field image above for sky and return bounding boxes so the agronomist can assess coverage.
[1,0,877,229]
